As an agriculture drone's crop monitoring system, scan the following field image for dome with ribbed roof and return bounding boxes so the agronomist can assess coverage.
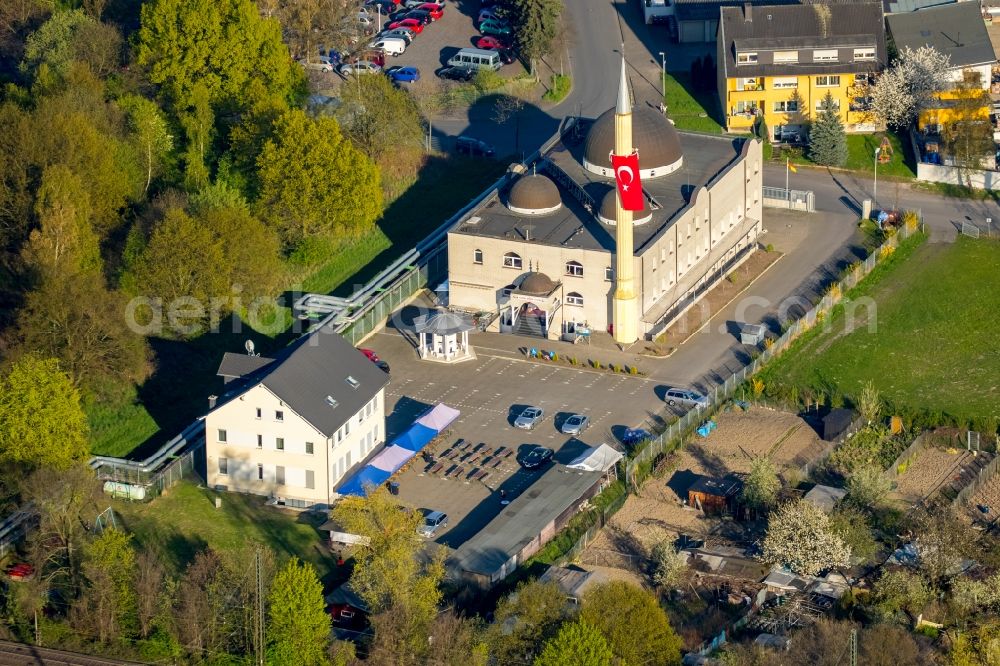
[506,174,562,215]
[597,187,653,225]
[583,106,683,179]
[516,272,558,296]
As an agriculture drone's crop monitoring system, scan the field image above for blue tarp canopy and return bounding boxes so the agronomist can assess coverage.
[392,423,437,452]
[339,466,392,497]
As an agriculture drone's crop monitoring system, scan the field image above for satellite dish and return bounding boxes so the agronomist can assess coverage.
[245,340,256,356]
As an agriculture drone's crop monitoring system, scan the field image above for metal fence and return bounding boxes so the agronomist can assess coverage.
[762,186,815,212]
[625,219,920,489]
[553,490,628,567]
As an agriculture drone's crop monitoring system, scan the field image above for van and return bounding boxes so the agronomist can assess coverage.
[368,37,407,56]
[447,48,501,71]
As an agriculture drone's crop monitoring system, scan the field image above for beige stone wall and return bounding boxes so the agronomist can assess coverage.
[205,384,385,506]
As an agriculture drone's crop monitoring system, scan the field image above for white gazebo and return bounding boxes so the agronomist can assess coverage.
[414,311,476,363]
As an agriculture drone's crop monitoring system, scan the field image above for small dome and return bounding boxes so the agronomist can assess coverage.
[598,188,653,226]
[507,174,561,215]
[583,106,683,179]
[517,272,558,296]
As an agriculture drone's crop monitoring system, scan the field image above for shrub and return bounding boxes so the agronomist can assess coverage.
[629,366,638,375]
[726,272,738,284]
[542,74,571,103]
[765,243,775,252]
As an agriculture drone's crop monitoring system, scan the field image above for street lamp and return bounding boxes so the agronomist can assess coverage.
[873,147,881,214]
[658,51,667,102]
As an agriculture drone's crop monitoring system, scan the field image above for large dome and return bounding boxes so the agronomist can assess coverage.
[583,106,683,179]
[598,187,652,226]
[506,174,561,216]
[517,272,558,296]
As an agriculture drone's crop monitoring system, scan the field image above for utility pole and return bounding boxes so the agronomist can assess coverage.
[254,548,265,666]
[659,51,667,101]
[873,147,881,213]
[849,628,858,666]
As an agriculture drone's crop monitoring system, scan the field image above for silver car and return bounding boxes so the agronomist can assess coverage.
[340,60,382,76]
[380,27,414,44]
[664,388,710,408]
[514,406,544,430]
[417,510,448,538]
[561,414,590,435]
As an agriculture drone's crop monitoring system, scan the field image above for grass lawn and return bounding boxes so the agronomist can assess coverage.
[759,236,1000,425]
[783,130,916,178]
[116,481,335,581]
[664,73,724,134]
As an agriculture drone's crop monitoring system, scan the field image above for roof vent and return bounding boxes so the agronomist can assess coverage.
[346,376,360,390]
[743,2,751,22]
[325,395,339,408]
[467,216,481,225]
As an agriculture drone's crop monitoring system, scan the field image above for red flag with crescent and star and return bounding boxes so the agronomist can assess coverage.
[610,151,644,211]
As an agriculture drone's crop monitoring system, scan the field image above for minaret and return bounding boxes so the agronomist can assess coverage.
[612,56,639,344]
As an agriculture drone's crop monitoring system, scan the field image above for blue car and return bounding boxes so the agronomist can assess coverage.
[621,428,652,447]
[386,66,420,83]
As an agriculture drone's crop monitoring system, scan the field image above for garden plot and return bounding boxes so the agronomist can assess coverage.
[890,446,972,505]
[964,468,1000,527]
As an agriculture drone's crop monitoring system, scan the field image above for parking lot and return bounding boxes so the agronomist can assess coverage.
[362,325,677,548]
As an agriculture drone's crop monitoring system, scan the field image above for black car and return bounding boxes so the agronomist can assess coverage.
[519,446,554,469]
[437,66,475,82]
[375,360,390,374]
[403,9,433,24]
[365,0,395,12]
[456,136,496,157]
[497,48,517,65]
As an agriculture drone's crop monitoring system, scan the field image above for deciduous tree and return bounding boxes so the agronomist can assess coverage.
[579,581,682,666]
[809,91,848,167]
[72,528,138,643]
[534,621,613,666]
[0,356,89,469]
[829,505,877,562]
[267,557,330,666]
[869,569,932,621]
[651,539,688,589]
[21,9,121,80]
[845,466,892,510]
[119,95,174,194]
[487,580,567,665]
[256,109,382,249]
[742,456,780,512]
[761,499,850,575]
[871,45,951,129]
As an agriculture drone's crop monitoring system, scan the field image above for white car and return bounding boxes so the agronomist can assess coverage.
[340,61,382,76]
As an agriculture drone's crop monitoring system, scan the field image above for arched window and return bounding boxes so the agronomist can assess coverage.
[565,260,583,277]
[566,292,584,306]
[473,249,483,264]
[503,252,522,269]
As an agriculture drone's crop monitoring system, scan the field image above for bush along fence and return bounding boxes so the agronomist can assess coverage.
[886,432,930,479]
[624,218,923,491]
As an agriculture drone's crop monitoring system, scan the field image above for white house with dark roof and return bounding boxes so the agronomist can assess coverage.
[204,327,389,509]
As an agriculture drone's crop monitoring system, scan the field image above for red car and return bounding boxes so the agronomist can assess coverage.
[387,18,424,33]
[6,563,35,582]
[359,348,380,363]
[476,35,510,50]
[417,3,444,19]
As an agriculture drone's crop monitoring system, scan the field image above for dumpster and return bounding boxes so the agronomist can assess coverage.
[740,323,765,345]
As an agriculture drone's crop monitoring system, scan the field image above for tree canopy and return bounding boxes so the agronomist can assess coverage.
[488,580,567,665]
[742,456,780,512]
[508,0,563,69]
[267,557,330,666]
[809,91,848,167]
[579,581,682,666]
[761,499,850,575]
[534,621,614,666]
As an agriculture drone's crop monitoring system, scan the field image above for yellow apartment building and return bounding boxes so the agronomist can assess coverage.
[717,2,887,141]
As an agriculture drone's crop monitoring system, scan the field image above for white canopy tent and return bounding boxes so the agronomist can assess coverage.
[567,444,623,473]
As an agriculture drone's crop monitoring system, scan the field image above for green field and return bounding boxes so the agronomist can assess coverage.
[759,236,1000,425]
[664,73,724,134]
[116,481,333,579]
[784,130,916,178]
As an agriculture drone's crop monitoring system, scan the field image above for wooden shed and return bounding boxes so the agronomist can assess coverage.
[688,475,743,513]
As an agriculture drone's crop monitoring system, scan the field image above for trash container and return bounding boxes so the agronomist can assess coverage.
[388,482,400,496]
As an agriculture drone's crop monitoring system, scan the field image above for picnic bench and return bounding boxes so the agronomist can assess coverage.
[447,465,465,479]
[428,462,444,475]
[473,442,488,453]
[456,440,471,451]
[439,448,454,459]
[471,469,489,482]
[490,458,503,469]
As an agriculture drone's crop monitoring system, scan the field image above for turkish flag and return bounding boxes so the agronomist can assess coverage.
[610,152,644,211]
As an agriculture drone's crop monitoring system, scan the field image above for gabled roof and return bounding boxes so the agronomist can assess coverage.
[719,3,887,79]
[217,352,275,381]
[887,1,996,69]
[688,474,743,498]
[212,327,389,437]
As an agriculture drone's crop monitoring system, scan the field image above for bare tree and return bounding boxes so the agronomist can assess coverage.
[135,550,166,639]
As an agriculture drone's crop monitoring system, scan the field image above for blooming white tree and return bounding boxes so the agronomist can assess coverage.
[761,499,850,576]
[870,45,952,129]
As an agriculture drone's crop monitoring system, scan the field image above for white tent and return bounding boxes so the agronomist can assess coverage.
[567,444,623,473]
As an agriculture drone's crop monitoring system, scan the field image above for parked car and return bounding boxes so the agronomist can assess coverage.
[386,65,420,82]
[5,563,35,582]
[368,37,407,56]
[664,387,710,408]
[402,0,427,7]
[620,427,652,447]
[479,18,512,37]
[497,48,517,65]
[380,27,414,44]
[514,406,544,429]
[340,60,382,75]
[375,360,391,374]
[437,66,475,82]
[403,9,433,24]
[415,3,444,19]
[455,135,496,156]
[519,445,554,469]
[560,414,590,435]
[365,0,395,12]
[417,510,449,537]
[478,6,508,23]
[475,35,511,50]
[387,17,424,33]
[299,55,338,72]
[359,348,380,362]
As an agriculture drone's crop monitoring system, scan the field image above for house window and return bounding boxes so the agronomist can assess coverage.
[605,267,613,281]
[218,457,228,475]
[772,77,797,89]
[813,49,838,62]
[736,51,758,64]
[565,260,583,277]
[502,252,522,269]
[815,98,841,112]
[853,47,875,62]
[257,464,263,481]
[276,437,285,451]
[276,466,285,485]
[257,434,263,449]
[773,51,798,63]
[255,408,261,419]
[336,428,343,444]
[815,75,840,87]
[306,470,315,490]
[773,100,798,113]
[218,429,227,443]
[566,292,584,306]
[275,410,284,422]
[737,77,761,91]
[473,249,483,264]
[306,442,314,455]
[344,420,351,436]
